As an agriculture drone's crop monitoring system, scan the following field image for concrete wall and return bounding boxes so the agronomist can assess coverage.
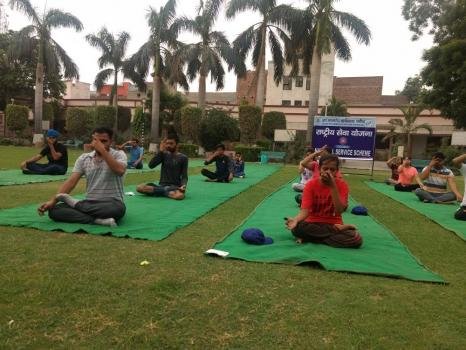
[63,81,91,100]
[265,52,335,107]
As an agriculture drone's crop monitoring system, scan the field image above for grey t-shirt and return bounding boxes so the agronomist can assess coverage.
[73,149,127,202]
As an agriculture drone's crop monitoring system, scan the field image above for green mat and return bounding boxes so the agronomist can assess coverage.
[0,159,206,186]
[207,182,444,283]
[365,181,465,241]
[0,164,279,240]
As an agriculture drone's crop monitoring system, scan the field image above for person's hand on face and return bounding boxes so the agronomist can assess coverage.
[429,157,440,167]
[91,137,106,155]
[47,137,55,146]
[159,139,166,152]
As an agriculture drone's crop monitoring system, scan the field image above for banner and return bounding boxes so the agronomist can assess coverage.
[312,116,376,160]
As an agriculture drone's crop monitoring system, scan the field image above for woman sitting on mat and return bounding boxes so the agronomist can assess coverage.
[285,154,363,248]
[394,157,423,192]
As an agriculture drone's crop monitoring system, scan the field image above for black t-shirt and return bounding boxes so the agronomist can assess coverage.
[148,151,189,187]
[40,143,68,169]
[204,155,232,178]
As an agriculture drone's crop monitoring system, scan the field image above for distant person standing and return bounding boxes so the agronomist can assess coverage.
[452,153,466,220]
[20,129,68,175]
[118,138,144,169]
[201,144,233,182]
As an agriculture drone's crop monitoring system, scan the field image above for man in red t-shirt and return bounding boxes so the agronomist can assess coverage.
[285,154,363,248]
[394,157,422,192]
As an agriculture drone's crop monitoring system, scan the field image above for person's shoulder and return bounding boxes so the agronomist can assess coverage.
[176,152,188,160]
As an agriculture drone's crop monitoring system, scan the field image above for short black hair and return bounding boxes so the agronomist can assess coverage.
[319,154,340,168]
[432,152,445,160]
[215,143,226,150]
[92,126,113,139]
[166,133,179,144]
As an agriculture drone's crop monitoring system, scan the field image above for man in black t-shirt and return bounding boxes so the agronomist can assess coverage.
[136,134,188,200]
[201,144,233,183]
[20,129,68,175]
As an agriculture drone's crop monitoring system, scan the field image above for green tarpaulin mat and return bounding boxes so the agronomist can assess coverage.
[0,159,206,186]
[365,181,465,241]
[0,164,279,240]
[207,182,444,283]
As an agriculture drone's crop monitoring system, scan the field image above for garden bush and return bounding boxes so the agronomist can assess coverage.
[199,109,240,151]
[262,111,286,140]
[95,105,116,129]
[181,106,202,143]
[66,108,93,139]
[239,105,261,144]
[256,139,272,150]
[178,143,198,158]
[5,104,29,137]
[42,103,54,122]
[234,145,263,162]
[132,107,151,140]
[117,107,132,132]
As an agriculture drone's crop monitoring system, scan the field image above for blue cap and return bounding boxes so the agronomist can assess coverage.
[46,129,59,138]
[241,228,273,245]
[351,205,368,216]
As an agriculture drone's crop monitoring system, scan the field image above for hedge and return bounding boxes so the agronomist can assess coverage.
[180,106,202,143]
[261,111,286,140]
[239,105,261,144]
[66,108,93,139]
[5,104,29,137]
[42,103,54,122]
[178,143,198,158]
[234,145,263,162]
[117,106,132,132]
[95,105,116,129]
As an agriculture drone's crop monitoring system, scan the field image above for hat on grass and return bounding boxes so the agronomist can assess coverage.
[241,228,273,245]
[46,129,59,138]
[351,205,368,216]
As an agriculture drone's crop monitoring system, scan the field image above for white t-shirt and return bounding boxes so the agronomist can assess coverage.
[461,164,466,206]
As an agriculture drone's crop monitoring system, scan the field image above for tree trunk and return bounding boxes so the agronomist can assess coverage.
[255,25,267,110]
[407,133,412,158]
[306,45,322,144]
[198,73,206,113]
[150,48,161,144]
[113,71,119,132]
[34,62,44,134]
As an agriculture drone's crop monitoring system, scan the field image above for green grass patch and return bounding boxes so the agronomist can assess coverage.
[0,146,465,348]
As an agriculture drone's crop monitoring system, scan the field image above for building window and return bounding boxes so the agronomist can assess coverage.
[294,100,302,106]
[305,101,309,107]
[282,76,291,90]
[306,77,311,90]
[295,76,303,87]
[282,100,291,106]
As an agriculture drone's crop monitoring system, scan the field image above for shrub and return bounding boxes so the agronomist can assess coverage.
[234,145,263,162]
[286,130,307,164]
[132,107,151,140]
[117,107,132,132]
[262,111,286,140]
[95,105,116,129]
[181,106,202,143]
[66,108,93,139]
[199,109,240,151]
[239,105,261,144]
[439,145,464,167]
[42,103,54,122]
[5,104,29,137]
[173,109,182,137]
[178,143,198,157]
[256,139,272,150]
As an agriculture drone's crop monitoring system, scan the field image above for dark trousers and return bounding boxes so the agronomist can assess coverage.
[454,206,466,221]
[201,169,230,182]
[292,221,363,248]
[48,198,126,224]
[394,183,420,192]
[128,161,143,169]
[26,162,67,175]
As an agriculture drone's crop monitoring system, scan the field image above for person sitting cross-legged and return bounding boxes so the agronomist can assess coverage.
[385,156,402,185]
[37,127,127,227]
[394,157,423,192]
[452,153,466,220]
[20,129,68,175]
[118,138,144,169]
[285,154,363,248]
[201,144,233,183]
[233,152,245,178]
[136,134,188,200]
[414,152,462,204]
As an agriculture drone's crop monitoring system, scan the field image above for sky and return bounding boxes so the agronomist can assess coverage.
[4,0,434,95]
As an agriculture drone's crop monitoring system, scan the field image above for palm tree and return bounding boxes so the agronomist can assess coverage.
[86,28,143,108]
[129,0,187,144]
[226,0,296,109]
[290,0,371,142]
[382,105,433,157]
[9,0,82,134]
[179,0,241,112]
[320,96,348,116]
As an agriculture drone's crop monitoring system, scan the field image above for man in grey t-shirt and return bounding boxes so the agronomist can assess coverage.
[137,134,188,200]
[38,127,127,227]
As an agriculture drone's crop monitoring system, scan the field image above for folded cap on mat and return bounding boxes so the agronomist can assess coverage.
[241,228,273,245]
[351,205,368,215]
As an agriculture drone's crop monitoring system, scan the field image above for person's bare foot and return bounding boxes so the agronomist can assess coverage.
[94,218,117,227]
[335,224,356,231]
[295,238,303,244]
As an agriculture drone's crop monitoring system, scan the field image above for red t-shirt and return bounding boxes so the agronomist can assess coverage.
[301,177,349,224]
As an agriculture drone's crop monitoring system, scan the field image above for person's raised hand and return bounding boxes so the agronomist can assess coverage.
[159,138,167,152]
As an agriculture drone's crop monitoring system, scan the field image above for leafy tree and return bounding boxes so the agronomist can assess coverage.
[66,108,93,139]
[226,0,295,109]
[382,105,433,157]
[320,96,348,116]
[9,0,83,133]
[179,0,240,112]
[238,105,261,144]
[261,111,286,140]
[117,107,132,132]
[180,106,202,143]
[396,75,426,103]
[5,104,29,137]
[128,0,187,144]
[132,107,151,142]
[86,28,144,109]
[289,0,371,142]
[402,0,448,40]
[199,109,240,150]
[94,106,116,129]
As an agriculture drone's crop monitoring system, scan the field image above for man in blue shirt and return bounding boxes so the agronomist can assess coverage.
[118,138,144,169]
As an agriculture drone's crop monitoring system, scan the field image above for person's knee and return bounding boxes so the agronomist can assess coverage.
[136,184,152,194]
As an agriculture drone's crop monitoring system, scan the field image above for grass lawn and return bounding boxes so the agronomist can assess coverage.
[0,146,465,348]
